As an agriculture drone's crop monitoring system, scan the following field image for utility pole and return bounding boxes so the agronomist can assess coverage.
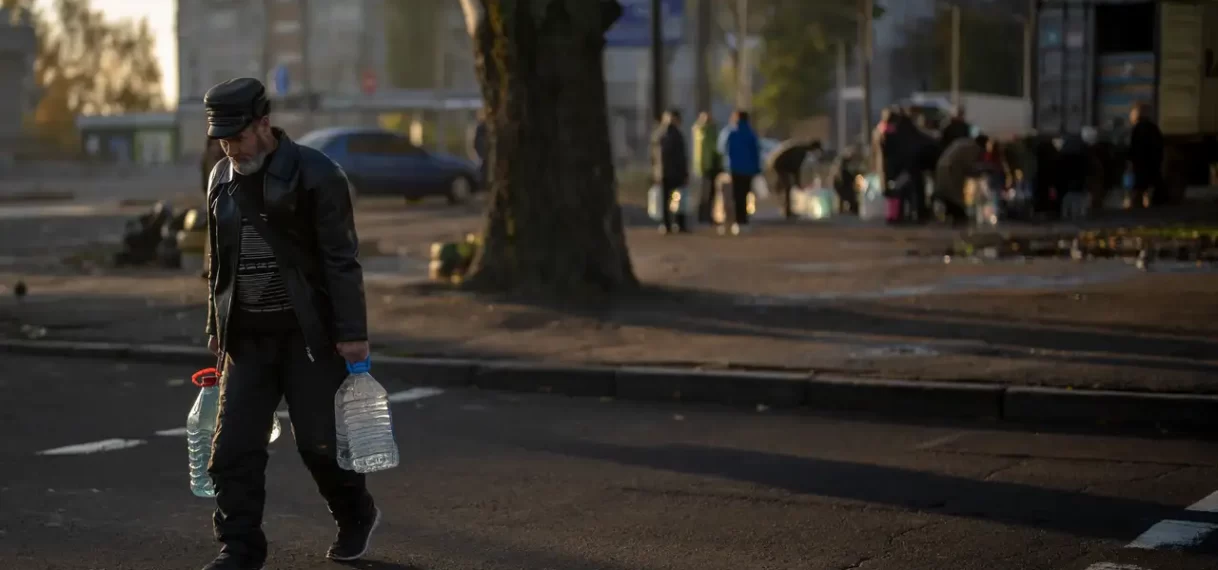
[693,0,711,114]
[950,3,961,108]
[859,0,873,143]
[650,0,666,122]
[1023,0,1035,100]
[836,40,847,151]
[736,0,751,110]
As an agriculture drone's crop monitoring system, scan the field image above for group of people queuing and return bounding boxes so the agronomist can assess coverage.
[869,101,1171,226]
[652,108,765,236]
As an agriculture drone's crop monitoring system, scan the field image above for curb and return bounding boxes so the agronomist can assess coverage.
[2,339,1216,431]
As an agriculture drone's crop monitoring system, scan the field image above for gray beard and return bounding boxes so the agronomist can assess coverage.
[231,152,268,175]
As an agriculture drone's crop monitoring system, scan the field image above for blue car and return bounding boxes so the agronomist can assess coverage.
[296,127,481,204]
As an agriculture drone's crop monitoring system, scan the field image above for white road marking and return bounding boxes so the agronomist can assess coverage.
[387,387,445,403]
[1185,490,1218,513]
[1085,564,1150,570]
[1126,519,1218,550]
[36,387,445,456]
[37,439,147,456]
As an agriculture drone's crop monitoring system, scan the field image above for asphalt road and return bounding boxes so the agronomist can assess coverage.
[0,354,1216,570]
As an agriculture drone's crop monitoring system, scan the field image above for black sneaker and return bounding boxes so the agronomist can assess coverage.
[326,507,382,561]
[201,553,264,570]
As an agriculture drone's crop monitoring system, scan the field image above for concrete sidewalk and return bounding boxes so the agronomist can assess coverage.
[3,215,1218,429]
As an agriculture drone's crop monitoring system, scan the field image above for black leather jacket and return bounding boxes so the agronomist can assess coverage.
[205,129,367,361]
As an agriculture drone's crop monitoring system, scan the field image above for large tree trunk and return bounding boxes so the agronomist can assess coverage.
[459,0,637,297]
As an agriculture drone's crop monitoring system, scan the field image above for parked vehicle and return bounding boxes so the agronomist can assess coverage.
[296,127,481,204]
[901,92,1033,140]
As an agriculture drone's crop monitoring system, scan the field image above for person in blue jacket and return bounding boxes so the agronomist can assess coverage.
[717,110,761,234]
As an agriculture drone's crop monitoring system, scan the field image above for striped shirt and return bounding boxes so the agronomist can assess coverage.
[236,213,294,313]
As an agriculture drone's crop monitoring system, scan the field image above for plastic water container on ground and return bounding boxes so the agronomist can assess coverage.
[857,174,887,221]
[648,185,697,222]
[970,177,1001,228]
[335,358,399,474]
[805,187,838,220]
[187,366,282,499]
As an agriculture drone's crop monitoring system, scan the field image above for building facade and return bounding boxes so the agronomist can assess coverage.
[176,0,482,159]
[0,7,38,161]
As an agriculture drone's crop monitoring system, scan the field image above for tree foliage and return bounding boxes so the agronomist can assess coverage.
[2,0,163,151]
[893,6,1025,97]
[712,1,884,134]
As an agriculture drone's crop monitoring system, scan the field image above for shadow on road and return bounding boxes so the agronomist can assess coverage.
[543,439,1218,545]
[536,284,1218,380]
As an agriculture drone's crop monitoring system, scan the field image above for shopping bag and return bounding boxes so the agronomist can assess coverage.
[647,185,664,221]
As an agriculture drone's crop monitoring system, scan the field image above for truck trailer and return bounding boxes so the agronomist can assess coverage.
[1035,0,1218,189]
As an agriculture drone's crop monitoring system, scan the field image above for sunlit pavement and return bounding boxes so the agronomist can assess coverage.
[1,353,1216,570]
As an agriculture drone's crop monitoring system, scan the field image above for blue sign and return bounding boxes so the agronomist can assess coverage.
[273,65,290,94]
[606,0,684,47]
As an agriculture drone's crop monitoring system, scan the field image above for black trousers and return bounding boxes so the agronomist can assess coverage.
[208,324,375,562]
[775,170,800,219]
[730,174,755,225]
[697,170,719,223]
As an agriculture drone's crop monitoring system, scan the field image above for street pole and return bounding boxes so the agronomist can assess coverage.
[736,0,750,110]
[836,40,847,151]
[650,0,666,123]
[859,0,873,144]
[1023,0,1035,100]
[950,3,961,109]
[693,0,711,114]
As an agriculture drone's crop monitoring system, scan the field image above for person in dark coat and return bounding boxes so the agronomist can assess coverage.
[882,112,934,223]
[1032,135,1061,215]
[468,109,489,189]
[650,108,690,233]
[766,138,822,219]
[939,106,973,155]
[829,145,862,214]
[1127,102,1164,208]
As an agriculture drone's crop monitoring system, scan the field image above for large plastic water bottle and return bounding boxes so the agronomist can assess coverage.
[187,366,283,498]
[335,358,399,474]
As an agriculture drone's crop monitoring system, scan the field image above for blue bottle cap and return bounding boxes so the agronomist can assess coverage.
[346,356,371,375]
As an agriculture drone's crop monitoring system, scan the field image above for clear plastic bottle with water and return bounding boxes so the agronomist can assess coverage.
[188,366,282,498]
[335,358,399,474]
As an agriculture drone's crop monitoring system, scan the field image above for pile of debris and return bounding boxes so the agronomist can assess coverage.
[943,226,1218,270]
[428,233,481,283]
[113,201,207,269]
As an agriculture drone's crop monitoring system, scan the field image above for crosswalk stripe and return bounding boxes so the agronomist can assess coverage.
[1185,490,1218,513]
[1126,519,1218,550]
[1085,564,1150,570]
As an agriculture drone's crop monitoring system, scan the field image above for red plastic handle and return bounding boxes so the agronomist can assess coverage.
[192,367,219,388]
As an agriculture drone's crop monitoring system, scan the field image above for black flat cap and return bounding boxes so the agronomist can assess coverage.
[204,78,271,139]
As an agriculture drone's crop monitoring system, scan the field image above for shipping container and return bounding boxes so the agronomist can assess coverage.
[1035,0,1217,191]
[1035,0,1217,138]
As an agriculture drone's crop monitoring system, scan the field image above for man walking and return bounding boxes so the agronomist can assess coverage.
[202,78,378,570]
[719,110,762,235]
[650,108,690,233]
